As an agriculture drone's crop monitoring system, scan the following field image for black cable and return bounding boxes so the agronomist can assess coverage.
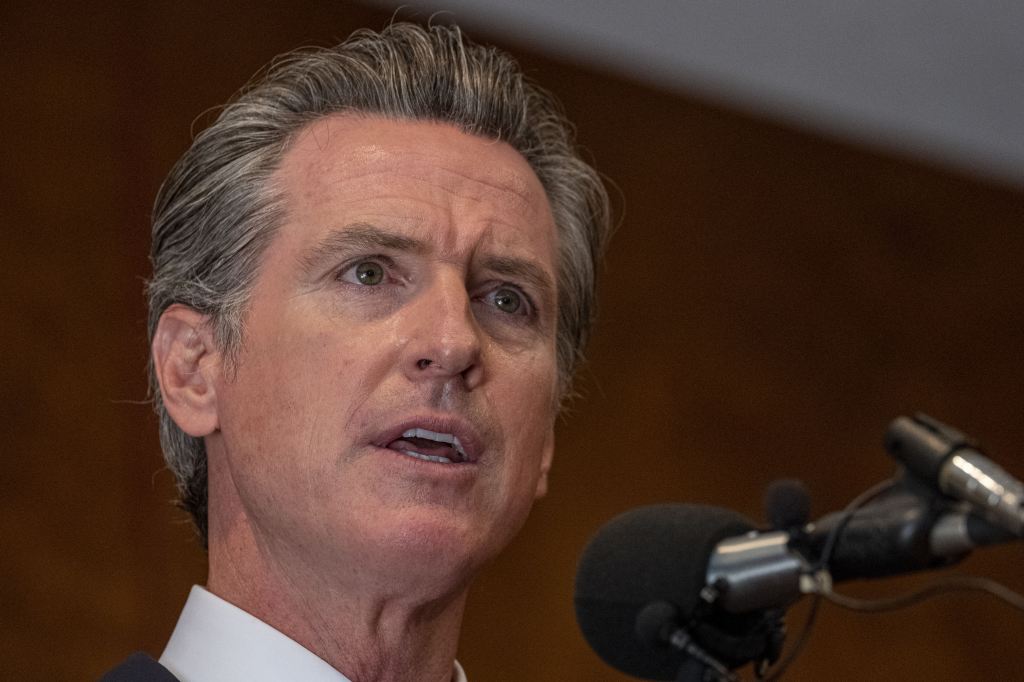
[814,477,898,572]
[820,574,1024,613]
[758,593,821,681]
[758,477,899,680]
[719,475,1018,679]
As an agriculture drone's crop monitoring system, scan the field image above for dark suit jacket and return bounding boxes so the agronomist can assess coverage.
[99,653,180,682]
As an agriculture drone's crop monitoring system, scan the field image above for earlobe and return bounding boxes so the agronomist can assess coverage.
[534,429,555,499]
[152,304,220,437]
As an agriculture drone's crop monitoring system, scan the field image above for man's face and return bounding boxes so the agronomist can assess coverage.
[207,116,559,591]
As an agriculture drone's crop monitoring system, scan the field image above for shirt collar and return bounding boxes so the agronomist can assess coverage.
[160,585,467,682]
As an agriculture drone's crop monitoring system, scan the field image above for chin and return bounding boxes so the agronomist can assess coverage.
[366,511,511,591]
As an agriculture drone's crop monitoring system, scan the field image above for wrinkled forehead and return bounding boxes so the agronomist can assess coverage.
[277,114,553,225]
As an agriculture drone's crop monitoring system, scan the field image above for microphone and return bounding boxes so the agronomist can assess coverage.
[634,601,741,682]
[574,504,787,680]
[574,496,1018,679]
[885,414,1024,537]
[762,478,811,533]
[798,482,1015,581]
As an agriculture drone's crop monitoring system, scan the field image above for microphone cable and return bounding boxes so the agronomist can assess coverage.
[764,474,1023,679]
[813,477,901,574]
[811,473,1024,615]
[759,477,900,681]
[820,573,1024,613]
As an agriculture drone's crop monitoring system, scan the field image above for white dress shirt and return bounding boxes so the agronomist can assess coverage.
[160,586,467,682]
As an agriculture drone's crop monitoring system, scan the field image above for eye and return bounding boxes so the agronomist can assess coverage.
[341,260,386,286]
[488,287,525,315]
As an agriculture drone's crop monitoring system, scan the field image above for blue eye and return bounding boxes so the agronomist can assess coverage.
[345,260,385,285]
[491,287,523,314]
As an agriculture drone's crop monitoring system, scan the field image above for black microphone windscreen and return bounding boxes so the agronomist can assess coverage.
[574,504,753,680]
[763,479,811,530]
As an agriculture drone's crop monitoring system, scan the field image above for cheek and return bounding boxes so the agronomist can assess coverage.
[219,328,363,475]
[215,339,371,537]
[493,355,557,472]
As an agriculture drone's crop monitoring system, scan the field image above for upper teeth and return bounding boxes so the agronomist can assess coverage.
[402,428,467,458]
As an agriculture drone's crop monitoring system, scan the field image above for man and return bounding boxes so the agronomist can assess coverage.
[103,22,610,682]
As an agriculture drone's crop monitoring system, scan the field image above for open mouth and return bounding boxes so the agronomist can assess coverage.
[386,427,469,464]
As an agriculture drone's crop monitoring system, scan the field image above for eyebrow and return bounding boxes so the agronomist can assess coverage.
[298,222,557,306]
[298,223,428,275]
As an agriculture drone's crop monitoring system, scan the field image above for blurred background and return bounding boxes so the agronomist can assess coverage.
[3,1,1022,680]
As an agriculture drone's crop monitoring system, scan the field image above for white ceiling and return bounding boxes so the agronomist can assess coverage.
[371,1,1024,185]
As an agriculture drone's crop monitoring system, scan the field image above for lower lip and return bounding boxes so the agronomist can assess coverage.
[372,445,479,478]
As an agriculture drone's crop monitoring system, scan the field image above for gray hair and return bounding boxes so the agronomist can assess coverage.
[147,22,611,543]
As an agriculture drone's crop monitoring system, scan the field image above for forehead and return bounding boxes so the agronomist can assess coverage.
[273,115,553,242]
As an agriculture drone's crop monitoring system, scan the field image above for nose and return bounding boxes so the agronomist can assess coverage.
[402,272,484,390]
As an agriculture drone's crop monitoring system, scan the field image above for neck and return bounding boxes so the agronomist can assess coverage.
[205,485,468,682]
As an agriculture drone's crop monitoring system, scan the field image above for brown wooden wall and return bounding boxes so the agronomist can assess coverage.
[3,2,1022,680]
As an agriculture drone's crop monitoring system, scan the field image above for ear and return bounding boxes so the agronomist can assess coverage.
[152,304,220,437]
[534,428,555,499]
